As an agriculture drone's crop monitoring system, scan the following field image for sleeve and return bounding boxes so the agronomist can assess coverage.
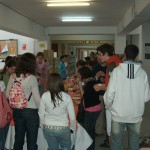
[104,69,116,109]
[144,74,150,102]
[67,95,76,131]
[6,75,14,98]
[0,81,6,92]
[38,96,46,128]
[107,62,116,73]
[30,76,41,107]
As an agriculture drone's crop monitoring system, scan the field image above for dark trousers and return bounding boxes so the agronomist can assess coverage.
[0,124,9,150]
[84,111,100,150]
[13,108,39,150]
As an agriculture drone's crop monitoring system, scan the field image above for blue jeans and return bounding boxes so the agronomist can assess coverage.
[0,124,9,150]
[43,127,71,150]
[84,111,100,150]
[111,120,142,150]
[13,108,39,150]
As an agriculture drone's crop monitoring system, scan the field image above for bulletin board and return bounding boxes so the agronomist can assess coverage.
[0,39,18,59]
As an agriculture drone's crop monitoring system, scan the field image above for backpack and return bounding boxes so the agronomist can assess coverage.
[0,88,13,128]
[9,74,32,109]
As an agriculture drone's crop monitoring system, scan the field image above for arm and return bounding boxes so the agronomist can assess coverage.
[67,96,76,131]
[0,81,6,92]
[104,70,116,109]
[94,84,106,92]
[38,96,46,128]
[31,76,41,107]
[144,74,150,102]
[6,75,14,98]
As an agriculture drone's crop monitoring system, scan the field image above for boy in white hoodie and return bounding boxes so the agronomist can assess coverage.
[104,44,150,150]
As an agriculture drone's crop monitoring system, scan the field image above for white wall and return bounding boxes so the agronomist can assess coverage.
[114,35,126,54]
[34,41,48,55]
[46,26,116,35]
[142,23,150,80]
[0,30,36,54]
[0,3,46,40]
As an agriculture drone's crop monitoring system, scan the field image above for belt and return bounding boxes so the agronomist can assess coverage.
[43,125,68,130]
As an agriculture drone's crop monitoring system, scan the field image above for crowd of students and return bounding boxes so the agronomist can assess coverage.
[0,43,150,150]
[74,43,150,150]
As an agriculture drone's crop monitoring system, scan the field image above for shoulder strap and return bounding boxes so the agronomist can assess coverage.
[28,93,32,101]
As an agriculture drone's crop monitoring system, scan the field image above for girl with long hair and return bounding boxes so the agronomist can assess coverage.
[6,53,40,150]
[39,73,76,150]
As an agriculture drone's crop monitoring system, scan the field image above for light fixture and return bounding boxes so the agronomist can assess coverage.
[62,17,92,22]
[47,0,90,2]
[47,2,90,7]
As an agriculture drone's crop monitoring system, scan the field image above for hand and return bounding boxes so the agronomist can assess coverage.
[94,84,106,92]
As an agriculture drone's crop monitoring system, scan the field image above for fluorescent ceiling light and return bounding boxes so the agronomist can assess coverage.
[47,0,90,2]
[62,17,92,22]
[47,2,90,7]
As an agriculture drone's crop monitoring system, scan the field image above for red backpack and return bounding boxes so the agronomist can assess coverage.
[0,88,13,128]
[9,74,32,109]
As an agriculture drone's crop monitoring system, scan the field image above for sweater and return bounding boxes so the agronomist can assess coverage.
[104,62,150,123]
[58,61,67,80]
[83,79,101,108]
[38,91,76,130]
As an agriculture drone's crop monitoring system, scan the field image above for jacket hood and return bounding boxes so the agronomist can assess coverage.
[118,63,142,79]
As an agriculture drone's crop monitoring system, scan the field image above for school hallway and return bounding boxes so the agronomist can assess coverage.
[95,101,150,150]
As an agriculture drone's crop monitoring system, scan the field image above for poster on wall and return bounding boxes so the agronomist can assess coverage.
[39,43,45,48]
[22,44,26,50]
[0,39,18,59]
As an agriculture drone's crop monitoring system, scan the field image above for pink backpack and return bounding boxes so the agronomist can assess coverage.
[0,89,13,128]
[9,74,32,109]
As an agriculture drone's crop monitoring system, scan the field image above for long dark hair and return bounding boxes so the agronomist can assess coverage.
[47,73,64,108]
[15,53,36,77]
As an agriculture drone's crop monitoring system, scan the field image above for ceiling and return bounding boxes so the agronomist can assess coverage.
[0,0,134,27]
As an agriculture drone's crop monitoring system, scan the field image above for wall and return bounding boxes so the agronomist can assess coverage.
[0,30,36,55]
[0,3,46,40]
[142,23,150,80]
[34,41,48,55]
[48,27,129,55]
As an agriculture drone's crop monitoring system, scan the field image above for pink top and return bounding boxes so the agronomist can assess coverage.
[84,104,102,112]
[36,61,49,86]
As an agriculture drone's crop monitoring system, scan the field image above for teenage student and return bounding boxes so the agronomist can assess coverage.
[6,53,40,150]
[0,59,16,150]
[39,73,76,150]
[104,44,150,149]
[94,43,121,147]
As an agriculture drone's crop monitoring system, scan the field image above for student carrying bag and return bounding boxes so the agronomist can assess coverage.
[0,89,13,128]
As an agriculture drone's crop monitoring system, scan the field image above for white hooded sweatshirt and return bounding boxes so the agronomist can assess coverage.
[104,62,150,123]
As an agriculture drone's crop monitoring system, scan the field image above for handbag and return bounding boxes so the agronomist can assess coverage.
[76,98,84,124]
[0,89,13,128]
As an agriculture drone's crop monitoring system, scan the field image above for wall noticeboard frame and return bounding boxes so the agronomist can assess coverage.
[0,39,18,59]
[144,43,150,59]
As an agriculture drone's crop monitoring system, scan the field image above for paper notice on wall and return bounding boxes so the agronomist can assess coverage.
[145,43,150,59]
[39,44,45,48]
[22,44,26,50]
